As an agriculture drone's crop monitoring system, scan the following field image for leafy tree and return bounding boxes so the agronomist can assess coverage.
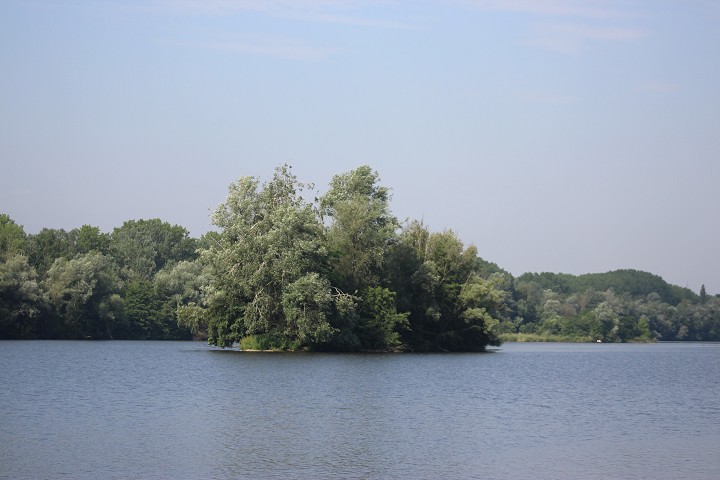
[0,255,43,338]
[320,165,398,293]
[388,226,504,351]
[155,259,211,313]
[120,278,190,340]
[0,214,26,260]
[43,252,123,339]
[71,225,110,255]
[25,228,73,274]
[110,219,197,279]
[156,259,213,338]
[356,286,409,350]
[196,165,332,348]
[281,272,336,346]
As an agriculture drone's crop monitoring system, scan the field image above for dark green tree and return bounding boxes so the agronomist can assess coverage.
[71,225,110,255]
[0,254,43,339]
[110,219,197,279]
[25,228,73,274]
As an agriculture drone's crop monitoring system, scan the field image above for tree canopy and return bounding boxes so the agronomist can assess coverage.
[1,164,718,346]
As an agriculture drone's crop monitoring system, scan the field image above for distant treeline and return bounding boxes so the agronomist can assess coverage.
[2,165,718,349]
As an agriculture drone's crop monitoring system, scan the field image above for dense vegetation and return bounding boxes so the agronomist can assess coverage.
[2,165,718,348]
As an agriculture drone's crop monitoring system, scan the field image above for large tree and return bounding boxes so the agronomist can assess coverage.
[25,228,73,274]
[0,254,43,339]
[388,226,504,351]
[110,219,197,279]
[43,252,123,339]
[195,165,335,348]
[320,165,398,293]
[319,166,407,350]
[0,214,26,260]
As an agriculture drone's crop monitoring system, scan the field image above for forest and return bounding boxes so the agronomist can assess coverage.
[1,165,718,350]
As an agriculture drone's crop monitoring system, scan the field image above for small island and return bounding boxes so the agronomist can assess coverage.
[1,165,718,350]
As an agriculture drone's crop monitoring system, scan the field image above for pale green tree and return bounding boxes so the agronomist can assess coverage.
[43,252,123,339]
[156,258,213,337]
[0,214,26,261]
[197,165,333,348]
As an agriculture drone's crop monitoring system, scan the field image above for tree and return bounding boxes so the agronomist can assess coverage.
[0,214,26,261]
[281,272,336,346]
[110,219,197,279]
[43,252,123,339]
[25,228,73,274]
[0,255,43,339]
[196,165,332,348]
[388,226,504,351]
[320,165,398,293]
[155,259,212,338]
[356,286,409,350]
[71,225,110,255]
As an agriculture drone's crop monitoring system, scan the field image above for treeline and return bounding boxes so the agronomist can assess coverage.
[0,217,202,340]
[2,165,718,348]
[504,271,719,342]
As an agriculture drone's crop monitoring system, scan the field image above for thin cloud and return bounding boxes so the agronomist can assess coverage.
[524,23,647,53]
[457,0,636,19]
[150,0,416,29]
[457,0,646,53]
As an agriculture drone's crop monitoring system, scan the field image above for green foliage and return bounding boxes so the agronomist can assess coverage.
[239,333,299,351]
[121,279,189,339]
[383,225,505,351]
[43,252,123,339]
[110,219,197,280]
[72,225,110,255]
[201,165,329,347]
[0,214,26,261]
[282,273,336,346]
[0,254,43,339]
[4,165,717,347]
[320,165,398,293]
[357,287,409,350]
[25,228,74,274]
[518,269,696,306]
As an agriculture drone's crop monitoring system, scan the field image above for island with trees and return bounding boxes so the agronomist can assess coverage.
[1,165,718,350]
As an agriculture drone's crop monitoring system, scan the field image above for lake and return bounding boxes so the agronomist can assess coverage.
[1,341,719,479]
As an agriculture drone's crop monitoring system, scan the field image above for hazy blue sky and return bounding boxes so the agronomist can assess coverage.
[2,0,718,293]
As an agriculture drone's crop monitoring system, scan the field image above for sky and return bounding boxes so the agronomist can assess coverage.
[1,0,719,294]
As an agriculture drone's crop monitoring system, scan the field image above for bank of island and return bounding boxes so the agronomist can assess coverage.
[2,165,718,350]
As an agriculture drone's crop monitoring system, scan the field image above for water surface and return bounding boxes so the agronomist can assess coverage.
[1,341,718,479]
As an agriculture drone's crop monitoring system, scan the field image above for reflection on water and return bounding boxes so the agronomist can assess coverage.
[1,341,719,479]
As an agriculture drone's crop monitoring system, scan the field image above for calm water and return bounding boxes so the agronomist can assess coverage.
[1,341,719,480]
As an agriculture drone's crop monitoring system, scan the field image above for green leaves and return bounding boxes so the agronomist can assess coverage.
[0,214,26,261]
[110,219,197,280]
[282,273,336,345]
[202,165,331,348]
[0,254,42,339]
[43,252,123,339]
[321,165,397,293]
[0,165,518,351]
